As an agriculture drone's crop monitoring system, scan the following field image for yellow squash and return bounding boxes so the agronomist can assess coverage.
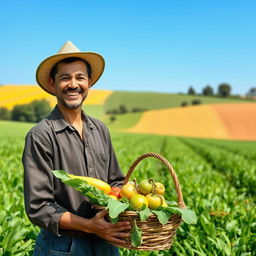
[68,174,111,194]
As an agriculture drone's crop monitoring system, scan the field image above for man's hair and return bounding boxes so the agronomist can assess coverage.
[49,57,92,80]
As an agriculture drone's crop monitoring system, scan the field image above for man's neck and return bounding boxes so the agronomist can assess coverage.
[57,104,83,126]
[57,104,84,139]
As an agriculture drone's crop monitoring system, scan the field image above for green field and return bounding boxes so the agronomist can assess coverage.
[0,121,255,255]
[104,91,254,113]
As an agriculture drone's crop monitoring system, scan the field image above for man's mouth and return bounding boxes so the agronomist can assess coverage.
[66,92,80,96]
[63,88,83,96]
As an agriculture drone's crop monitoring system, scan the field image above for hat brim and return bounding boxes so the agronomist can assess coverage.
[36,52,105,95]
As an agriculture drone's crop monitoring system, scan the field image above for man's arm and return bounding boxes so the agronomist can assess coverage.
[23,130,131,241]
[59,210,131,244]
[23,131,67,236]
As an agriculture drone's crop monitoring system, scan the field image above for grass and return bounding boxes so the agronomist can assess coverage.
[104,91,254,112]
[104,112,143,131]
[0,120,35,138]
[83,105,105,120]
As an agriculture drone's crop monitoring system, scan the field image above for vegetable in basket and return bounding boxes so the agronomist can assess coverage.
[53,164,197,250]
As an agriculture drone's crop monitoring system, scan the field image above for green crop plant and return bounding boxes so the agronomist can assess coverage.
[0,121,255,255]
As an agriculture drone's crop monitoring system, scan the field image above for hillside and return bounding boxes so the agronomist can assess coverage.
[1,85,256,141]
[0,85,112,109]
[104,91,252,112]
[126,103,256,141]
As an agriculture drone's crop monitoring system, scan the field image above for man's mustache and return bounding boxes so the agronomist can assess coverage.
[63,88,84,93]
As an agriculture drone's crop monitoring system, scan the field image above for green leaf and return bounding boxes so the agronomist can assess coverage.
[138,207,152,221]
[52,170,109,206]
[151,209,172,225]
[171,207,198,224]
[107,198,129,219]
[165,200,178,206]
[109,216,119,224]
[52,170,70,181]
[131,220,142,247]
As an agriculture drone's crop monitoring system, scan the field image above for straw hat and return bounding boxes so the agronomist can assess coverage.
[36,41,105,95]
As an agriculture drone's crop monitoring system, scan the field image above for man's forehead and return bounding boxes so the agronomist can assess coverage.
[56,60,88,74]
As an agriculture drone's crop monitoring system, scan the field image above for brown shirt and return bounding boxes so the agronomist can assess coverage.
[22,106,124,236]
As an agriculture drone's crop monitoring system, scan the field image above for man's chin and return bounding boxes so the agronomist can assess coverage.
[63,100,83,109]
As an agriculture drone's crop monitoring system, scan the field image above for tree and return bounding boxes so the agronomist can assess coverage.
[32,99,51,122]
[11,99,51,122]
[0,107,11,120]
[202,85,214,96]
[188,86,196,95]
[118,105,128,114]
[247,87,256,97]
[218,83,232,97]
[11,104,36,122]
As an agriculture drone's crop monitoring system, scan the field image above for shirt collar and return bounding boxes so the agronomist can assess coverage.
[49,105,95,132]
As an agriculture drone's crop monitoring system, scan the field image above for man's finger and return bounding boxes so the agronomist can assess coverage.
[96,210,109,218]
[113,225,131,232]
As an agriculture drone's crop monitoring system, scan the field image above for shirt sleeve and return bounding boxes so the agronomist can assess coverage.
[22,131,67,236]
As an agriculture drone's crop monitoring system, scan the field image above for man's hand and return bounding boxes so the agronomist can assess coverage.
[59,211,131,244]
[84,210,131,244]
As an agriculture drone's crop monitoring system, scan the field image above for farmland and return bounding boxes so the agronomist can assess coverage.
[104,91,253,112]
[126,103,256,141]
[0,121,255,255]
[0,85,112,109]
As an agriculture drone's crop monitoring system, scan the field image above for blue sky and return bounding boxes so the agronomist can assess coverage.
[1,0,256,95]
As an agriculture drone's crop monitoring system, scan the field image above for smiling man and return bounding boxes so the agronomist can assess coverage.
[22,41,130,256]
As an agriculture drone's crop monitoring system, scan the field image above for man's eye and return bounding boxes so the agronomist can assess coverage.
[61,77,69,80]
[78,77,86,80]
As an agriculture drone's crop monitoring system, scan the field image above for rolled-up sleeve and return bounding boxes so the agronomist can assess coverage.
[22,131,67,236]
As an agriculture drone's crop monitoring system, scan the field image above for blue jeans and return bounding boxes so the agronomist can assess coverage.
[33,229,120,256]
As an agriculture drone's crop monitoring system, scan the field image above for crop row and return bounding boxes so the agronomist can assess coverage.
[112,134,255,255]
[0,133,255,255]
[192,138,256,161]
[179,137,256,196]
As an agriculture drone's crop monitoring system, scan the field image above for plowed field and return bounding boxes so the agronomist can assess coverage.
[127,103,256,141]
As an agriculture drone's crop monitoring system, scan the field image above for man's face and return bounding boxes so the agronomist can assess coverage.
[50,60,91,110]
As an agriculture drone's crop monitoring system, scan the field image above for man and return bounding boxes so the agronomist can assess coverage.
[22,41,131,255]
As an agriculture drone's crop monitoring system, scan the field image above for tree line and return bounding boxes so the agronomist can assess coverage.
[187,83,232,97]
[187,83,256,98]
[0,99,51,122]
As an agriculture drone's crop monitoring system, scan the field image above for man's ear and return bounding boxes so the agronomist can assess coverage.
[89,79,93,87]
[49,78,55,89]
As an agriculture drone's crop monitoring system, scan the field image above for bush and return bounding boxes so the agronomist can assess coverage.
[110,115,116,123]
[0,107,11,120]
[11,99,51,123]
[131,107,148,113]
[181,101,189,107]
[118,105,128,114]
[191,99,202,105]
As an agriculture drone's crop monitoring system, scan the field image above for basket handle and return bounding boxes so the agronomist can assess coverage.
[123,152,186,209]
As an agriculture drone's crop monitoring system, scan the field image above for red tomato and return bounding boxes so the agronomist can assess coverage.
[109,187,121,198]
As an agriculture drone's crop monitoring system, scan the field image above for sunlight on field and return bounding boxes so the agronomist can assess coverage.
[0,85,112,109]
[127,103,256,141]
[127,105,230,139]
[213,103,256,140]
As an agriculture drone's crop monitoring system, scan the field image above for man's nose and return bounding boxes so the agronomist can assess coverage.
[68,78,78,88]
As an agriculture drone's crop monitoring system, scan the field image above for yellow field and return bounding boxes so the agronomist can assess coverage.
[0,85,112,109]
[126,105,232,139]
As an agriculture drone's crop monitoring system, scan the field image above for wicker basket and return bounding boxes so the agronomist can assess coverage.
[94,152,186,251]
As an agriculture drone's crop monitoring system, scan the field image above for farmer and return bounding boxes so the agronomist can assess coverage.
[22,41,131,255]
